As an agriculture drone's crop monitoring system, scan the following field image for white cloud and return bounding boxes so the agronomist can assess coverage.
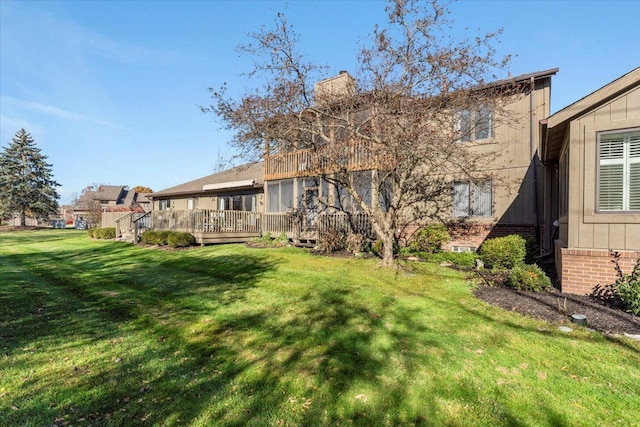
[0,114,46,143]
[1,96,117,128]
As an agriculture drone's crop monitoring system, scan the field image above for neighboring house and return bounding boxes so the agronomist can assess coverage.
[147,162,264,244]
[263,69,558,251]
[540,67,640,294]
[73,185,147,227]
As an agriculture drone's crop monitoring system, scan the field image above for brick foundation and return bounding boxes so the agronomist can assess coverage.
[555,240,640,295]
[400,223,538,252]
[445,223,537,252]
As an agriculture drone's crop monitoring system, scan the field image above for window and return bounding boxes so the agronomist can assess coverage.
[187,197,196,210]
[597,129,640,211]
[159,199,171,210]
[453,180,492,217]
[266,179,294,212]
[218,195,257,211]
[457,106,494,142]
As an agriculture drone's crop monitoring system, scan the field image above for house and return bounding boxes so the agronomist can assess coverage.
[73,185,146,227]
[263,69,558,251]
[147,162,264,244]
[540,67,640,294]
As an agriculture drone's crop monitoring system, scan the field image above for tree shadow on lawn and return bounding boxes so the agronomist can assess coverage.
[2,245,585,426]
[0,244,279,354]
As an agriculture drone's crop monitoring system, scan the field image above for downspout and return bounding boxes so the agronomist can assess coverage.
[530,76,541,251]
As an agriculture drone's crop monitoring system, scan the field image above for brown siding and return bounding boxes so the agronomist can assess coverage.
[564,87,640,251]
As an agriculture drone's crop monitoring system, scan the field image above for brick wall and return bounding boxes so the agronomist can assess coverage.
[555,240,640,295]
[399,222,538,252]
[445,223,537,252]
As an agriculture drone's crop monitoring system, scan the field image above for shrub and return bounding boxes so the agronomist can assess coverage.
[317,229,346,255]
[408,224,450,254]
[346,233,366,254]
[88,227,116,239]
[611,252,640,316]
[478,234,527,270]
[140,230,157,245]
[505,263,551,291]
[273,232,289,247]
[167,232,196,248]
[425,251,479,269]
[154,230,172,246]
[100,227,116,239]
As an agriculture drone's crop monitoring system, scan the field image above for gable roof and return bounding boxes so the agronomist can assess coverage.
[149,162,264,198]
[541,67,640,162]
[94,185,126,202]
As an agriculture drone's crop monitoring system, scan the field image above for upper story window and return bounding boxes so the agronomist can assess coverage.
[457,105,494,142]
[187,197,197,210]
[453,180,493,217]
[597,128,640,212]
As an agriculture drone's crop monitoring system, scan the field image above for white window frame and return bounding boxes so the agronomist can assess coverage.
[597,128,640,212]
[159,199,171,210]
[187,197,196,210]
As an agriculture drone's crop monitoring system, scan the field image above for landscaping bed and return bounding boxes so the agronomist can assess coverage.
[474,285,640,335]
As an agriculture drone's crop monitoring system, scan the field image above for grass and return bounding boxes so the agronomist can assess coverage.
[1,229,639,426]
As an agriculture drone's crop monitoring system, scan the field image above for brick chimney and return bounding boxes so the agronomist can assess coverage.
[314,71,356,104]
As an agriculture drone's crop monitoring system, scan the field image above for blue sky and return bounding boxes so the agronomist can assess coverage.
[1,0,639,205]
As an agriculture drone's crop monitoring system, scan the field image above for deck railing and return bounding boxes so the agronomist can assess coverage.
[149,209,375,243]
[317,212,374,238]
[263,213,294,234]
[151,209,262,234]
[264,141,379,180]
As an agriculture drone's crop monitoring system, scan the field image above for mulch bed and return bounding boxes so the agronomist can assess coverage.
[474,285,640,335]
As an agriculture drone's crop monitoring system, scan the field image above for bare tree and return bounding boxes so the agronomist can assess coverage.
[204,0,518,266]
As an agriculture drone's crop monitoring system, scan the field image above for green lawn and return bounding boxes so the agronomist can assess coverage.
[1,230,639,426]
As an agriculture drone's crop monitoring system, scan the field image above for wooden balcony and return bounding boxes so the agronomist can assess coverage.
[264,141,379,181]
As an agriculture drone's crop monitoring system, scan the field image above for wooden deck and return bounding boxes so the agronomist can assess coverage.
[150,209,375,245]
[151,210,262,244]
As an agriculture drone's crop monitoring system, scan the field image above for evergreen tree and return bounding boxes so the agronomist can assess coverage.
[0,129,60,226]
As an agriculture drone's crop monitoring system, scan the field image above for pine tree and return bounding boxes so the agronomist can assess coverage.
[0,129,60,226]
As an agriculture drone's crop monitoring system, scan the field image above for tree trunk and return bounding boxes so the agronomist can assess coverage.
[20,210,26,226]
[380,233,395,267]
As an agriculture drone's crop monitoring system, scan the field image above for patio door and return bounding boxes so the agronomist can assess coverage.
[304,188,319,228]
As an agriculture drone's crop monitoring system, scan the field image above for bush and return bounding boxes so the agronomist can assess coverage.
[248,232,289,248]
[167,232,196,248]
[478,234,527,270]
[424,251,479,269]
[346,233,366,254]
[100,227,116,239]
[87,227,116,239]
[407,224,450,254]
[317,229,346,255]
[505,264,551,291]
[273,232,289,247]
[140,230,171,245]
[611,253,640,316]
[140,230,157,245]
[154,230,172,246]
